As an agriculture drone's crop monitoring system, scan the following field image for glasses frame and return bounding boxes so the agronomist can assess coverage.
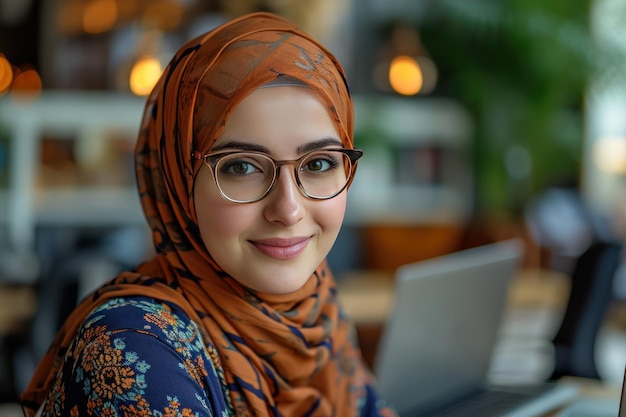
[193,148,363,203]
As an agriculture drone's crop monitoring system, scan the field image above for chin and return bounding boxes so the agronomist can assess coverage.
[253,265,317,294]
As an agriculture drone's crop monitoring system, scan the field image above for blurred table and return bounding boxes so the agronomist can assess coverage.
[542,377,623,416]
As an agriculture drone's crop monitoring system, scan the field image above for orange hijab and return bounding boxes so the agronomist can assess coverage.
[22,12,384,417]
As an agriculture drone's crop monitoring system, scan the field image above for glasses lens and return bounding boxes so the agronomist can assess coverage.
[214,153,274,202]
[298,150,351,198]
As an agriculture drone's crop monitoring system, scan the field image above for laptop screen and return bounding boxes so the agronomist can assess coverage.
[373,239,524,415]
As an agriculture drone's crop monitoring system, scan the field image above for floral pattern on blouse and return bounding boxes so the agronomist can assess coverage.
[39,296,232,417]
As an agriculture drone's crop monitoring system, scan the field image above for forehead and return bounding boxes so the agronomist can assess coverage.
[212,86,340,152]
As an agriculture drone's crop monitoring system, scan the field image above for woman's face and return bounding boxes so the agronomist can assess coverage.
[193,86,347,294]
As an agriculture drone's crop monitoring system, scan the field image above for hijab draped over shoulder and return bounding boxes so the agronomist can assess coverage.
[22,11,392,417]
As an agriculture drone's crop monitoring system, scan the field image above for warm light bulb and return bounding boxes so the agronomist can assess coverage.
[389,55,423,96]
[129,57,162,96]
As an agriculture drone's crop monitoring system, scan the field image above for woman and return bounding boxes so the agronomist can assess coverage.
[21,11,396,417]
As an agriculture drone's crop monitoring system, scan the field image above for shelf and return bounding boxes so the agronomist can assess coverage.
[354,96,474,146]
[348,96,474,224]
[33,187,144,226]
[346,184,469,225]
[0,91,146,253]
[0,91,145,135]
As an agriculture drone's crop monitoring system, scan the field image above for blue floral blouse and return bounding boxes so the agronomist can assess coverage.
[40,296,232,417]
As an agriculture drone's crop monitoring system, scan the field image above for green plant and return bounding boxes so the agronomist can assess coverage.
[417,0,596,215]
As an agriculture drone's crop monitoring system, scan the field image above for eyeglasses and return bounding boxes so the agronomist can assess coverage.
[193,148,363,203]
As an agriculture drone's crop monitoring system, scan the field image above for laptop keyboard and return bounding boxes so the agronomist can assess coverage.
[425,390,536,417]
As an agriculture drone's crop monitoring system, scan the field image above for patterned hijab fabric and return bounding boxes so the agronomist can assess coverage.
[22,12,391,417]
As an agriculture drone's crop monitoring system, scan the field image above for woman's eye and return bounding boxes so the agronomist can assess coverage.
[303,155,339,172]
[222,159,261,176]
[306,159,329,172]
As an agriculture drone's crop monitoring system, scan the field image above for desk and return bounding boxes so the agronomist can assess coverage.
[542,377,623,416]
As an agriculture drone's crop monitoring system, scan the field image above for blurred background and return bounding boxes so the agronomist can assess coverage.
[1,0,626,411]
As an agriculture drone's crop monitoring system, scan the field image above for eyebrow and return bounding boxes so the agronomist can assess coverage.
[211,137,344,154]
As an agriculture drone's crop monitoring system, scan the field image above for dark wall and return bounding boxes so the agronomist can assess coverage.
[0,0,40,69]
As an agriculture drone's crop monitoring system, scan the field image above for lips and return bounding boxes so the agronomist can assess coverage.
[250,236,311,260]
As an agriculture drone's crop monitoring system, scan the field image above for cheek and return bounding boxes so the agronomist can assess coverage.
[316,193,347,235]
[195,192,250,249]
[194,169,246,252]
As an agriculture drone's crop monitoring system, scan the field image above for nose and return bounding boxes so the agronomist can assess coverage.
[263,167,305,226]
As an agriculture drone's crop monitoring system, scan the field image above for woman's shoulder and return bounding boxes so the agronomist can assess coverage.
[79,295,203,349]
[86,295,191,321]
[46,297,232,416]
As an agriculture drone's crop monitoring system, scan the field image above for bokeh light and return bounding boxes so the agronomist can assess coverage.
[389,55,423,96]
[0,55,13,95]
[129,56,162,96]
[593,136,626,174]
[11,67,43,99]
[83,0,118,34]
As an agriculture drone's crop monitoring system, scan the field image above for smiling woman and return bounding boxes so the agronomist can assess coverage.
[20,11,397,417]
[193,86,354,294]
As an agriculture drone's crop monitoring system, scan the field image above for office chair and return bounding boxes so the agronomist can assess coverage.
[550,241,622,380]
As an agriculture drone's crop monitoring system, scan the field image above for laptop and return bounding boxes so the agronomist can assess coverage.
[373,239,578,417]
